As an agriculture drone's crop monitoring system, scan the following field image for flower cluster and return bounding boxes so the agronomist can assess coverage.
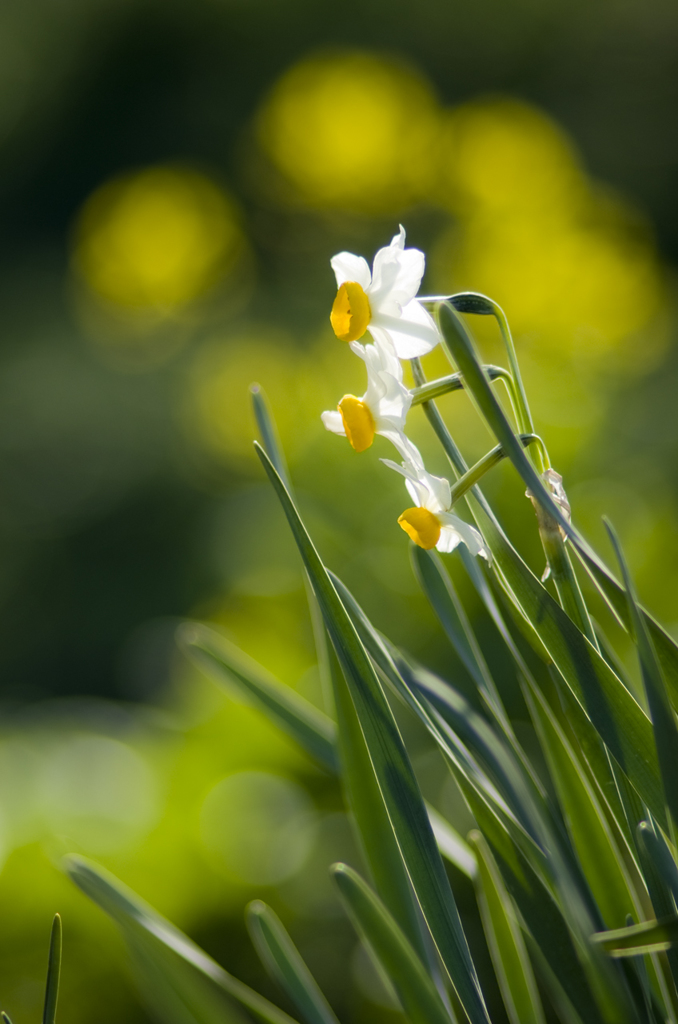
[323,227,489,560]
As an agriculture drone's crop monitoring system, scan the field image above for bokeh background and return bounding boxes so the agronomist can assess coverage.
[1,0,678,1021]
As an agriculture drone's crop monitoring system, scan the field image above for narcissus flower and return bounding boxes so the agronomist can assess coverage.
[321,335,412,452]
[382,447,490,558]
[329,226,440,359]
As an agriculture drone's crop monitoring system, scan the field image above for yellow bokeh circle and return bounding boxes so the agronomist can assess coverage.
[256,51,440,210]
[438,96,585,216]
[73,165,245,309]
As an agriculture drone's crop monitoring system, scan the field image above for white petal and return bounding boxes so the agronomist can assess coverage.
[436,526,462,554]
[321,409,345,436]
[386,432,425,469]
[378,300,440,359]
[330,252,371,290]
[438,514,490,561]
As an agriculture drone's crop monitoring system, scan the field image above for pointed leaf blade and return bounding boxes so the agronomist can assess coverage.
[178,622,337,773]
[246,902,339,1024]
[255,443,490,1024]
[66,855,299,1024]
[331,864,455,1024]
[468,831,546,1024]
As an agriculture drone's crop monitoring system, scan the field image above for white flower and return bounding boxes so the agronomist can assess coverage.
[329,226,440,359]
[321,335,412,452]
[382,445,490,558]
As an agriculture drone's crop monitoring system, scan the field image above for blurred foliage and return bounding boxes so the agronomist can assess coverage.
[1,0,678,1022]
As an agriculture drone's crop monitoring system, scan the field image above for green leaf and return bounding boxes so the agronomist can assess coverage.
[331,864,455,1024]
[329,650,428,964]
[573,547,678,712]
[435,303,664,827]
[409,546,504,717]
[178,622,337,774]
[453,769,605,1024]
[250,384,290,488]
[635,820,678,989]
[593,917,678,957]
[66,855,299,1024]
[426,804,477,879]
[462,549,630,843]
[255,443,489,1024]
[604,520,678,833]
[637,821,678,906]
[1,1013,13,1024]
[523,679,639,928]
[468,831,546,1024]
[43,914,62,1024]
[246,902,339,1024]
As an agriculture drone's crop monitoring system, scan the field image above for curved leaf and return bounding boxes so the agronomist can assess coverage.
[255,443,490,1024]
[178,622,337,774]
[66,855,298,1024]
[246,902,339,1024]
[468,831,545,1024]
[331,864,455,1024]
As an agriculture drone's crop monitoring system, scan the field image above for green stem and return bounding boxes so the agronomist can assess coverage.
[410,366,511,405]
[529,496,599,649]
[422,293,543,472]
[410,358,466,479]
[449,435,543,506]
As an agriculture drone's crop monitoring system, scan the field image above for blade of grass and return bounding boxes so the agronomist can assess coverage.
[178,622,337,774]
[255,443,490,1024]
[66,855,299,1024]
[523,680,639,928]
[593,917,678,957]
[331,864,456,1024]
[426,805,477,879]
[246,902,339,1024]
[604,520,678,835]
[43,914,61,1024]
[468,831,546,1024]
[330,648,429,964]
[409,546,507,723]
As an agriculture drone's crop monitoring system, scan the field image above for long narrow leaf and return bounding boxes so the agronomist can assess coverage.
[66,855,299,1024]
[604,521,678,833]
[246,902,339,1024]
[178,622,337,773]
[468,831,546,1024]
[593,917,678,957]
[331,864,455,1024]
[427,805,477,879]
[43,914,62,1024]
[255,443,490,1024]
[524,680,639,928]
[410,546,507,723]
[330,650,428,963]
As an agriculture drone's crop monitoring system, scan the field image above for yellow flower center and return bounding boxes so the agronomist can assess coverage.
[330,282,371,342]
[397,507,441,549]
[338,395,376,452]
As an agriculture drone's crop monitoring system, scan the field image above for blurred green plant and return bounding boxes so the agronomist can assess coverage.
[60,224,678,1024]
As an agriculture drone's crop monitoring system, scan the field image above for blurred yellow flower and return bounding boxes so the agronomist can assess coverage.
[432,96,664,365]
[73,165,245,310]
[438,96,586,216]
[256,51,440,211]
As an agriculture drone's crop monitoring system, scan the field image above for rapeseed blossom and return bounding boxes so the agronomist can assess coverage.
[329,227,440,358]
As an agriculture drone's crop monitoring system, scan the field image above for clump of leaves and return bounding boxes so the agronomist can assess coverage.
[66,280,678,1024]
